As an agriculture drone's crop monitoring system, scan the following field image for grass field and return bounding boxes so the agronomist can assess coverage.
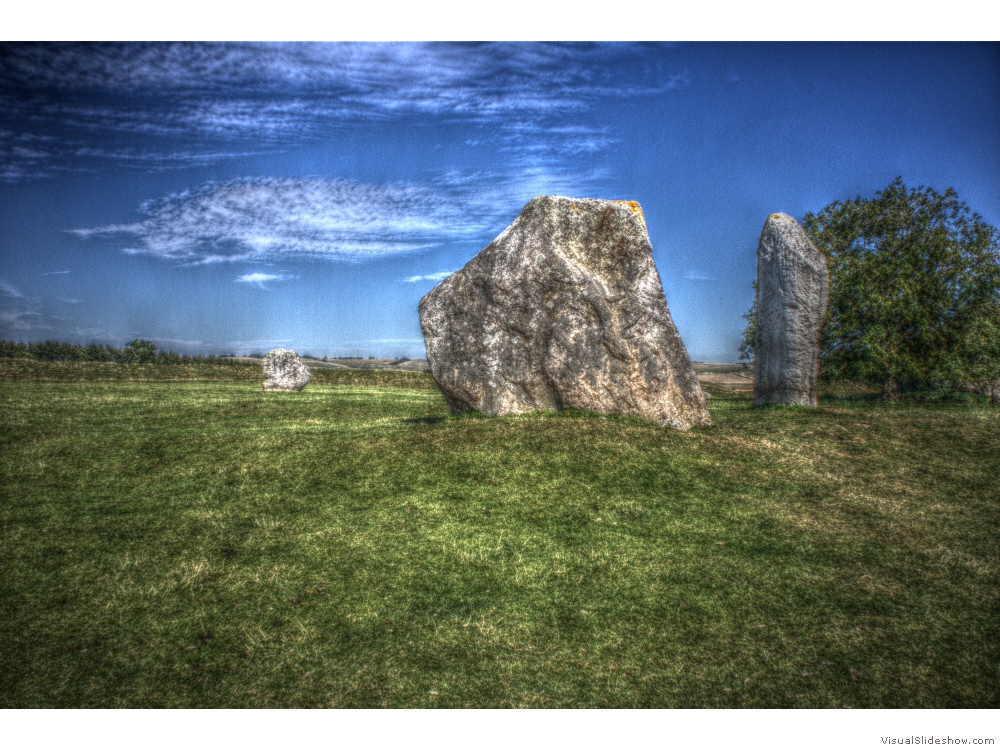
[1,362,997,708]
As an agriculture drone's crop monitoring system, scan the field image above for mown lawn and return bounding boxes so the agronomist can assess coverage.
[1,363,997,707]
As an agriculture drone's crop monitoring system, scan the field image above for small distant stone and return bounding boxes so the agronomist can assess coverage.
[262,349,310,392]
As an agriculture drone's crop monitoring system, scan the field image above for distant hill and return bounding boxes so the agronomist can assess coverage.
[224,357,750,388]
[223,356,431,373]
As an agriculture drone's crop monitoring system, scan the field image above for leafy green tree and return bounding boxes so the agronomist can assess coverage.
[124,339,158,364]
[738,284,757,370]
[156,349,182,365]
[804,178,999,398]
[959,298,1000,403]
[0,341,33,359]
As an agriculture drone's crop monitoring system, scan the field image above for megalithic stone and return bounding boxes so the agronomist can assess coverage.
[753,213,829,407]
[418,195,711,430]
[262,348,311,391]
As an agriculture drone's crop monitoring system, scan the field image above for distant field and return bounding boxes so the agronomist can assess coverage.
[226,356,432,373]
[0,360,437,390]
[1,359,753,390]
[691,363,753,392]
[690,362,748,375]
[1,362,997,708]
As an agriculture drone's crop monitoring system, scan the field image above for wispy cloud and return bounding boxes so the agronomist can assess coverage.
[69,167,615,265]
[0,43,680,113]
[236,273,291,284]
[70,177,496,263]
[0,43,687,180]
[404,270,455,283]
[428,164,612,217]
[42,270,71,275]
[0,127,279,183]
[0,309,39,322]
[0,279,25,298]
[236,272,296,290]
[0,308,45,332]
[684,271,716,282]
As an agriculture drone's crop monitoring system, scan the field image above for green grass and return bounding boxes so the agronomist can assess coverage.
[1,363,997,708]
[0,359,437,389]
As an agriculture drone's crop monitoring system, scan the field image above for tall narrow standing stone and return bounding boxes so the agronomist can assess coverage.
[753,213,829,407]
[419,196,710,429]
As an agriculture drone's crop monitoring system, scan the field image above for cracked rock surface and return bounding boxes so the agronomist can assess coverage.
[262,349,310,392]
[419,196,710,429]
[753,212,829,407]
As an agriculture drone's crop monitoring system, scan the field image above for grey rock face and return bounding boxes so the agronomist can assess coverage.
[262,349,310,392]
[753,213,829,407]
[419,196,710,429]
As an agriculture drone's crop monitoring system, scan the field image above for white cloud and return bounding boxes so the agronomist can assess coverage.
[71,145,279,169]
[0,44,609,132]
[1,44,677,115]
[71,177,498,263]
[0,309,38,322]
[684,271,715,282]
[404,270,455,283]
[67,156,621,270]
[0,308,45,332]
[0,279,25,298]
[1,44,687,179]
[42,270,71,275]
[235,272,296,290]
[236,273,287,284]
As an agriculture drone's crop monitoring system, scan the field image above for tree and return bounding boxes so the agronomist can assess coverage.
[156,349,182,365]
[805,178,999,398]
[741,178,1000,399]
[0,341,33,359]
[959,298,1000,403]
[738,284,757,370]
[125,339,158,364]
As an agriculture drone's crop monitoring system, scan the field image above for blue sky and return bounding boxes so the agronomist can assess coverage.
[1,42,998,361]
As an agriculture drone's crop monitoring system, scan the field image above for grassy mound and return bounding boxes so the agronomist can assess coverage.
[1,367,997,707]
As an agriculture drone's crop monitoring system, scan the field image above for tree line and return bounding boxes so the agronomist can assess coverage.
[0,339,249,366]
[742,178,1000,401]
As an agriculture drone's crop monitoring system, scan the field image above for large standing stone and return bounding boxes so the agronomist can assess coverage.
[262,349,310,392]
[753,213,829,407]
[419,196,710,429]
